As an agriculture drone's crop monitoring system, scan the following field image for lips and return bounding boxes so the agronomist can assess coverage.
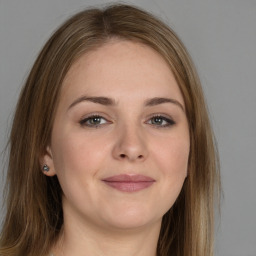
[102,174,155,192]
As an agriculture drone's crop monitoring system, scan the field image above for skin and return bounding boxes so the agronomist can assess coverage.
[42,39,190,256]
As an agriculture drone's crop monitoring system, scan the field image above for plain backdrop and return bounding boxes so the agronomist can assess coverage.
[1,1,256,255]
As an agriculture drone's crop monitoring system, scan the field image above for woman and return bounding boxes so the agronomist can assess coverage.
[0,4,220,256]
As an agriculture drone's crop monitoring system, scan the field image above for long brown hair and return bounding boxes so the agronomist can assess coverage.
[0,4,220,256]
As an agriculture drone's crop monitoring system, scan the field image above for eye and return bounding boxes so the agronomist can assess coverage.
[79,115,108,127]
[147,115,175,128]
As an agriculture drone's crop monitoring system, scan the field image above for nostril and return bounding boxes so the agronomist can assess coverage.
[118,154,144,160]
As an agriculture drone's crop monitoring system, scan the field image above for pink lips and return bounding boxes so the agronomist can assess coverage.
[102,174,155,192]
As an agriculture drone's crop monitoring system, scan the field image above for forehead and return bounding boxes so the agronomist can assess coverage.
[61,39,184,105]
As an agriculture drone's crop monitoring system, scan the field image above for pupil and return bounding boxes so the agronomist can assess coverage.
[153,117,162,124]
[91,117,101,124]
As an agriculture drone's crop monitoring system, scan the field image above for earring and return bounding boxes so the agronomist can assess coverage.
[43,164,50,172]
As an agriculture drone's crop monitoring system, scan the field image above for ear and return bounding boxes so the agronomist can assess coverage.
[39,146,57,177]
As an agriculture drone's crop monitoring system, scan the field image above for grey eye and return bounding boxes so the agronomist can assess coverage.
[151,117,165,125]
[80,115,107,127]
[148,115,175,127]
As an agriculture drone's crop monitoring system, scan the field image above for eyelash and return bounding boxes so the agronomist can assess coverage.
[147,115,176,128]
[79,114,175,128]
[79,114,109,128]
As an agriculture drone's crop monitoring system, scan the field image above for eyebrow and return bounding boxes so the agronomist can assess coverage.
[145,97,184,111]
[68,96,184,112]
[68,96,115,110]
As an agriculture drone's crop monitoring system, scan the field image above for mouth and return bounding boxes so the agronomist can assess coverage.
[102,174,155,192]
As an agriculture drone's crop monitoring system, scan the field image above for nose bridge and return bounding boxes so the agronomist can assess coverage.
[112,120,148,162]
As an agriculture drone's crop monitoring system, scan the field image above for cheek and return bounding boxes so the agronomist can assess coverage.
[50,130,108,190]
[151,133,189,200]
[52,129,106,170]
[50,131,112,214]
[154,134,190,176]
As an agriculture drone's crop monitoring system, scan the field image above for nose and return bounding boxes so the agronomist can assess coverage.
[112,125,148,162]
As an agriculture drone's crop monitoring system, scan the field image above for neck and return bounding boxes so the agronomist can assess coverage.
[53,212,161,256]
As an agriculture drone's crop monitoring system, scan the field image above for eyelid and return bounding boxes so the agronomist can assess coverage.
[78,112,176,128]
[145,114,176,128]
[79,113,112,127]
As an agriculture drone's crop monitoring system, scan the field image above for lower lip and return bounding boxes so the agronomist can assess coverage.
[103,181,155,192]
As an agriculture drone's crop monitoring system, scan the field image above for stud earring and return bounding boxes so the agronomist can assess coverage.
[43,164,50,172]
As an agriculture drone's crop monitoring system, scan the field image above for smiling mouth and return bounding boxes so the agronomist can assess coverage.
[102,174,155,192]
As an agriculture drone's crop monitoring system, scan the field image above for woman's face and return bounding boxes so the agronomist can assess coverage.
[43,40,190,231]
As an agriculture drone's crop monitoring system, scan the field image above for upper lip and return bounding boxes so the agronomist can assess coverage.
[102,174,155,182]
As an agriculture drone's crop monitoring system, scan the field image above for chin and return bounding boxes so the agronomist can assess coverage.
[100,205,162,230]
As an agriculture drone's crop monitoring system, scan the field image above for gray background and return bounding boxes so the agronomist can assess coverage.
[1,1,255,255]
